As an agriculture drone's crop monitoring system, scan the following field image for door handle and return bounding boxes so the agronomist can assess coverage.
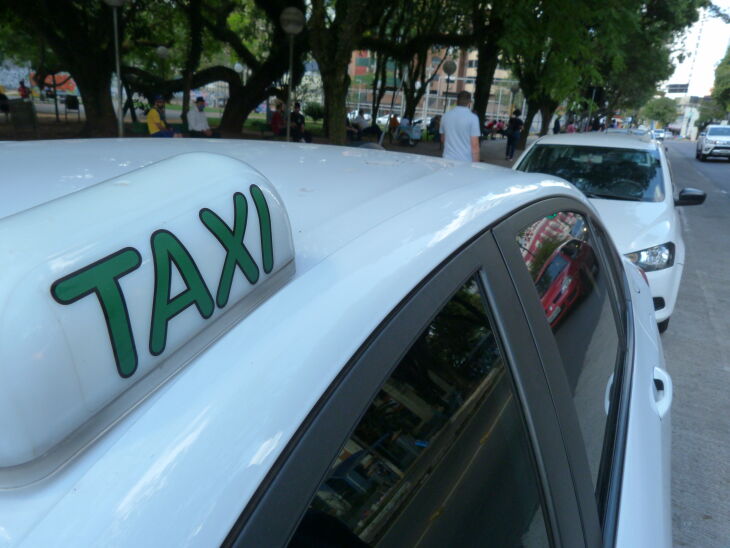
[653,366,673,419]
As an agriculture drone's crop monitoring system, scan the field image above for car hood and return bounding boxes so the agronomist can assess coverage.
[707,135,730,143]
[589,198,674,254]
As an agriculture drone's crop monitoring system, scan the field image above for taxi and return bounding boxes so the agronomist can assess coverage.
[0,140,671,547]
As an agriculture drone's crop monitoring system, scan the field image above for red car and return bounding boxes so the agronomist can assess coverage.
[533,239,597,327]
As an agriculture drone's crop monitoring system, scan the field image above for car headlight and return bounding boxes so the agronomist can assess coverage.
[625,242,675,272]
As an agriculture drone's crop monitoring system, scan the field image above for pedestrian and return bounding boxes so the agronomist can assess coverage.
[290,102,312,143]
[146,95,180,137]
[553,117,561,135]
[187,97,219,137]
[353,109,381,140]
[505,109,524,161]
[439,90,481,162]
[18,80,30,100]
[387,114,399,143]
[566,120,576,133]
[271,102,286,136]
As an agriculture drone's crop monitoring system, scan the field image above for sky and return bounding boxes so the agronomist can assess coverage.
[667,2,730,97]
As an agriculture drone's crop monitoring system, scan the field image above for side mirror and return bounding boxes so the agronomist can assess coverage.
[675,188,706,206]
[700,132,706,137]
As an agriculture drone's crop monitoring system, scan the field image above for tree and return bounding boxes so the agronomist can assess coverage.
[712,46,730,112]
[502,0,605,146]
[0,1,132,135]
[696,96,726,128]
[642,96,679,127]
[309,0,386,144]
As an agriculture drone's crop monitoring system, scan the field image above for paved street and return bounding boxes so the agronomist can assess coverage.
[661,141,730,547]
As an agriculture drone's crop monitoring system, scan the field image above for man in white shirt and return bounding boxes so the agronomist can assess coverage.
[353,108,382,140]
[439,91,481,162]
[187,97,218,137]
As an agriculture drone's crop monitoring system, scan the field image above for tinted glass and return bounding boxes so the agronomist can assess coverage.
[515,212,620,489]
[707,127,730,136]
[290,277,549,548]
[517,144,664,202]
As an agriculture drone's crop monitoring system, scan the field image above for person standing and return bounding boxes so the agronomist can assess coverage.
[439,90,481,162]
[553,117,561,134]
[17,80,30,100]
[187,97,219,137]
[505,109,524,161]
[290,102,312,143]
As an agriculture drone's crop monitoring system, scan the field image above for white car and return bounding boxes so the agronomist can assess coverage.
[696,124,730,161]
[1,140,671,547]
[652,129,666,141]
[515,132,705,333]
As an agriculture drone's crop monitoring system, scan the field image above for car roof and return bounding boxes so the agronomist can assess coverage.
[532,132,656,151]
[0,139,585,544]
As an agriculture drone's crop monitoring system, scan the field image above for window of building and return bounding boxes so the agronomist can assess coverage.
[289,277,550,547]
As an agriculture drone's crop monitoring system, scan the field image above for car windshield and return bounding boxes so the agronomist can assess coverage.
[517,144,665,202]
[707,127,730,137]
[535,253,568,297]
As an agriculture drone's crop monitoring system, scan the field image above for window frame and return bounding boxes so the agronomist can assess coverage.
[224,227,587,547]
[492,196,634,547]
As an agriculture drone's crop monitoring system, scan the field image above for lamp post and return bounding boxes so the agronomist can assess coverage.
[442,59,457,113]
[280,7,305,142]
[103,0,130,137]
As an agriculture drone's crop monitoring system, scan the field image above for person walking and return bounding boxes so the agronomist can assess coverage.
[439,90,481,162]
[505,109,524,161]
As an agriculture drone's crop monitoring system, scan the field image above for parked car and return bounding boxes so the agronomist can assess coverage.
[652,129,666,141]
[515,132,706,332]
[696,124,730,161]
[0,139,672,547]
[376,112,398,125]
[534,238,597,327]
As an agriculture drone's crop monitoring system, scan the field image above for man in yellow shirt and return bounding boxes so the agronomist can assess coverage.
[147,95,175,137]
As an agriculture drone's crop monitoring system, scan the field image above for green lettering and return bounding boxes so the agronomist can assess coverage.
[149,230,214,356]
[250,185,274,274]
[51,247,142,378]
[199,192,259,308]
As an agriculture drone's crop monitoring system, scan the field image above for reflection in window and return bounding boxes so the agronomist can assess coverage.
[516,212,620,490]
[516,144,665,202]
[290,277,549,547]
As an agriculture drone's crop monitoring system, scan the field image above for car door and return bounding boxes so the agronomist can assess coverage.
[225,227,589,547]
[493,196,668,547]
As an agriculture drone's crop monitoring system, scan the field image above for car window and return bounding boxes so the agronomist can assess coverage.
[707,127,730,137]
[515,212,621,492]
[516,144,665,202]
[289,276,550,547]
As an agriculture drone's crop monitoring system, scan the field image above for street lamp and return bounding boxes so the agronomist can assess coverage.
[103,0,130,137]
[234,62,244,85]
[442,59,457,113]
[280,7,305,142]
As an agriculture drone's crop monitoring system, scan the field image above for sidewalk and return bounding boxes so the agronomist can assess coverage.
[381,136,538,168]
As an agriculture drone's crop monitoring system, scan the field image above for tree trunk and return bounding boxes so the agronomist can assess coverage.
[539,103,557,136]
[472,44,500,128]
[322,69,350,144]
[519,105,537,150]
[74,69,117,136]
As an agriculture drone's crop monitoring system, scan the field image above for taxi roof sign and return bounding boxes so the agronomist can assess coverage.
[0,153,294,476]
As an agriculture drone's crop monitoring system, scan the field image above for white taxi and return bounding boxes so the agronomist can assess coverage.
[514,132,706,333]
[1,140,671,547]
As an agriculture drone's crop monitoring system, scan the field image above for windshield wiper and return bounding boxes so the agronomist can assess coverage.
[581,191,642,202]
